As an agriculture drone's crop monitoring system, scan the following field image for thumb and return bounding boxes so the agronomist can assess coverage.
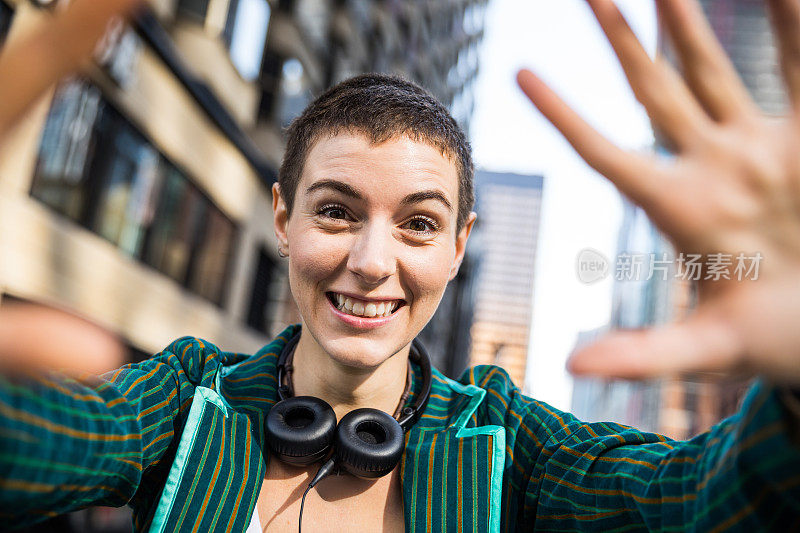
[567,311,743,380]
[0,303,125,376]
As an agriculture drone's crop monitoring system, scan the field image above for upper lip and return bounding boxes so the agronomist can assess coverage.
[328,291,405,303]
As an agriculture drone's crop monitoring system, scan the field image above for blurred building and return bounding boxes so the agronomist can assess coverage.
[699,0,786,115]
[570,0,783,439]
[0,1,11,41]
[569,202,672,433]
[423,171,543,387]
[0,0,487,529]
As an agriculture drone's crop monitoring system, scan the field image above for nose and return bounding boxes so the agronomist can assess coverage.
[346,223,397,285]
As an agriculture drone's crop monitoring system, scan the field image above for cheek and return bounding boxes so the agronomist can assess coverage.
[288,228,347,289]
[403,246,456,302]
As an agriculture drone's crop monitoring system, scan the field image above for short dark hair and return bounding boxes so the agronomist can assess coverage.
[278,74,474,232]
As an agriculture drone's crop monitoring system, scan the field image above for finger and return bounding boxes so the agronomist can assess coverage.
[566,311,743,380]
[517,69,666,209]
[586,0,711,150]
[655,0,758,122]
[0,0,143,138]
[0,304,125,376]
[765,0,800,109]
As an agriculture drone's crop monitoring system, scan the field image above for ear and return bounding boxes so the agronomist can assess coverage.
[449,212,477,280]
[272,183,289,252]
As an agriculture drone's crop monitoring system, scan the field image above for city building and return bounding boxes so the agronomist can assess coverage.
[427,171,544,388]
[0,0,11,42]
[569,201,672,433]
[0,0,487,528]
[699,0,786,114]
[570,0,783,439]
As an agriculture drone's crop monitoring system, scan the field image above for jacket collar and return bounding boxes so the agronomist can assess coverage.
[215,325,505,532]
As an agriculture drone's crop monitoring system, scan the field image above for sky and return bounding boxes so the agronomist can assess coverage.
[470,0,657,411]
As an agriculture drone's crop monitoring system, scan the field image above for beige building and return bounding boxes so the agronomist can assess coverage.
[0,0,487,528]
[467,171,543,388]
[0,1,287,363]
[0,0,487,365]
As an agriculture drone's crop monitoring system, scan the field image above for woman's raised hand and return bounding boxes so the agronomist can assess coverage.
[518,0,800,383]
[0,0,142,139]
[0,303,124,375]
[0,0,140,373]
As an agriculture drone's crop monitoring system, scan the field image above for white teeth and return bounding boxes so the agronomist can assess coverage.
[333,294,399,318]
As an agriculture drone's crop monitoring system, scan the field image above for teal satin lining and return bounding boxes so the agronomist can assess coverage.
[148,387,226,532]
[439,375,507,533]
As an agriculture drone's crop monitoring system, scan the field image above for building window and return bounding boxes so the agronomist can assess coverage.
[294,0,331,52]
[256,50,283,121]
[31,80,103,221]
[224,0,270,81]
[0,1,12,44]
[177,0,209,22]
[178,0,269,82]
[141,165,203,282]
[188,204,236,305]
[32,79,238,307]
[246,246,277,334]
[90,108,161,257]
[94,20,142,89]
[276,58,311,127]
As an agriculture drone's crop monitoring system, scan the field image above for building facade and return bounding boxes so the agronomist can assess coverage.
[569,202,673,434]
[446,171,544,388]
[0,0,487,529]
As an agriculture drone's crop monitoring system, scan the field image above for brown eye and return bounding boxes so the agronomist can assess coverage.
[318,205,349,220]
[326,208,347,219]
[409,220,429,232]
[404,217,437,233]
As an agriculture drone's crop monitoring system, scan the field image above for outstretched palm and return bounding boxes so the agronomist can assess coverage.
[519,0,800,383]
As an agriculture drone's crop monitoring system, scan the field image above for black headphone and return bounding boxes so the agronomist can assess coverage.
[265,333,432,486]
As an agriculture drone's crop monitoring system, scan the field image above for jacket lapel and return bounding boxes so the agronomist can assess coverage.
[143,331,289,532]
[148,386,265,533]
[402,371,506,533]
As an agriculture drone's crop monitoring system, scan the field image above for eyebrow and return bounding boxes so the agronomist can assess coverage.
[306,179,362,199]
[400,190,453,212]
[306,179,453,212]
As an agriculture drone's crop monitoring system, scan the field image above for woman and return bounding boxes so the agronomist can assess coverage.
[3,0,800,531]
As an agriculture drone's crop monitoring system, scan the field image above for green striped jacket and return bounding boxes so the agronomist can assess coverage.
[1,324,799,531]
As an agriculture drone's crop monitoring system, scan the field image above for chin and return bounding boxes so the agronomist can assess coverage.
[320,335,407,370]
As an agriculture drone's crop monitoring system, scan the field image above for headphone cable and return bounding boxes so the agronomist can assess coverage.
[298,483,312,533]
[298,458,336,533]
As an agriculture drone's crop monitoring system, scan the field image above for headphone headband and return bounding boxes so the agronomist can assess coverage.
[276,332,432,431]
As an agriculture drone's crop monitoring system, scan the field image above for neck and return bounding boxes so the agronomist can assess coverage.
[290,331,410,421]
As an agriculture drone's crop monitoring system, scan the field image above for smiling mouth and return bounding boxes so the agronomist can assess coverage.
[326,292,405,318]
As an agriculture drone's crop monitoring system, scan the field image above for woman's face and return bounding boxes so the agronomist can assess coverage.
[273,132,475,369]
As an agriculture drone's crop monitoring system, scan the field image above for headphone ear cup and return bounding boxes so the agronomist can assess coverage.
[335,408,405,479]
[265,396,337,466]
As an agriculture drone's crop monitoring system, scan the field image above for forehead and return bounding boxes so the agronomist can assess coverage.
[299,132,459,201]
